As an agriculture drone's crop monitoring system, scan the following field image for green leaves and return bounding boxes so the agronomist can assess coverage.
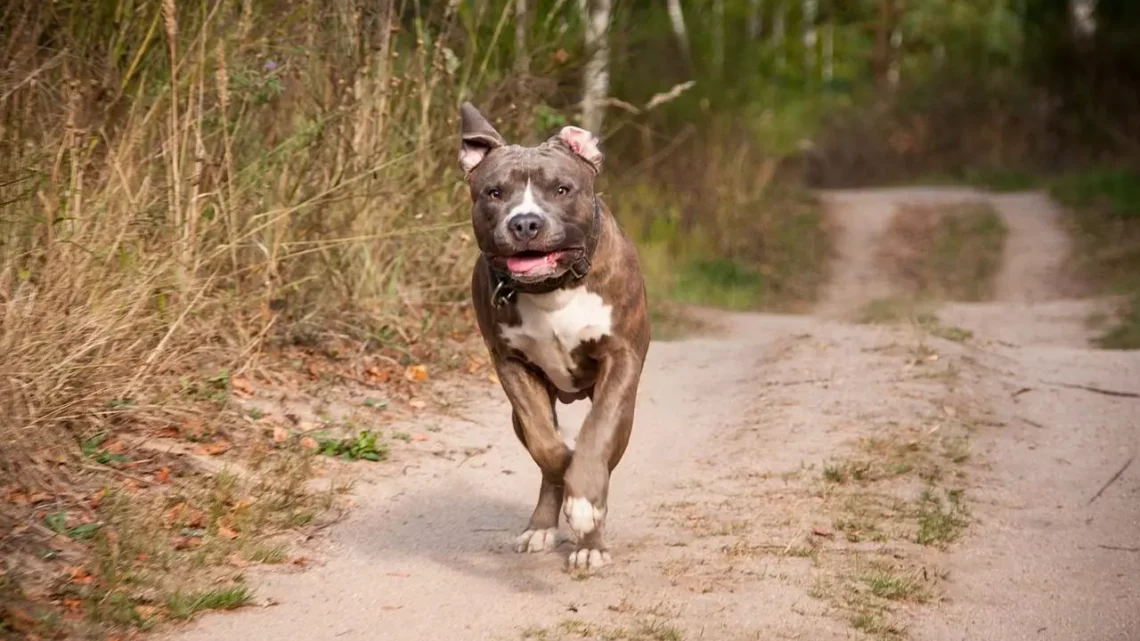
[315,430,389,462]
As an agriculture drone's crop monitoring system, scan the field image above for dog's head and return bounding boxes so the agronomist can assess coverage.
[458,102,604,285]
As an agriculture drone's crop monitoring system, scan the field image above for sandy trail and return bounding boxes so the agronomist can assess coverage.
[170,188,1139,641]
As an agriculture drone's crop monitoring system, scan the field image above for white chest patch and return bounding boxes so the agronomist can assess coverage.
[499,288,614,394]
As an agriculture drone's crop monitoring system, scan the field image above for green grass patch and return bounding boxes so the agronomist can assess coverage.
[878,201,1008,302]
[963,166,1042,192]
[315,430,389,462]
[915,487,969,547]
[166,586,251,620]
[618,184,831,314]
[858,297,974,342]
[864,571,924,602]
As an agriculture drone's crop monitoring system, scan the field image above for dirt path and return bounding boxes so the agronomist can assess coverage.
[169,189,1139,641]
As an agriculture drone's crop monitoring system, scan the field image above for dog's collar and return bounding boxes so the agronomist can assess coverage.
[488,198,603,308]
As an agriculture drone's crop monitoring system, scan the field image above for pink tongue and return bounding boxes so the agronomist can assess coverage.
[507,253,555,273]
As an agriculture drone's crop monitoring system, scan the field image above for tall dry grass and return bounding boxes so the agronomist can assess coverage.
[0,0,537,487]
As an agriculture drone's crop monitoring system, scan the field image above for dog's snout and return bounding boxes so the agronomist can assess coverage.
[508,213,545,241]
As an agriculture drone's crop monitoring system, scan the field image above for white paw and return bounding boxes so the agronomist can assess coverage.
[513,528,559,553]
[562,497,605,538]
[567,548,612,570]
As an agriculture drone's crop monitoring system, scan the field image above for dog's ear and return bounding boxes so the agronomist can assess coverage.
[459,102,506,175]
[554,126,604,174]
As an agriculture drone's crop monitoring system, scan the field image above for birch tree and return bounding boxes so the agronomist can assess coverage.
[803,0,817,78]
[515,0,529,76]
[579,0,611,134]
[748,0,764,39]
[666,0,691,63]
[772,0,786,69]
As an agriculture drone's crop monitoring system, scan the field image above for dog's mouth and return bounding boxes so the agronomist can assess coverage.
[503,250,567,276]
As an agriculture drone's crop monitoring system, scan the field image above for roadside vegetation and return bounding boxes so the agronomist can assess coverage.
[1052,168,1140,348]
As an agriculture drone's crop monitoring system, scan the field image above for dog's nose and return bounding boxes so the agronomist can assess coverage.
[508,213,545,241]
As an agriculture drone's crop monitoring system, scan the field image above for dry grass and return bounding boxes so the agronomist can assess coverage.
[0,0,505,635]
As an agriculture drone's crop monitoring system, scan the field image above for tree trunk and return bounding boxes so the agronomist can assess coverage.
[772,0,786,70]
[713,0,725,77]
[666,0,691,63]
[872,0,894,91]
[822,18,833,82]
[802,0,817,79]
[888,21,902,90]
[514,0,530,76]
[748,0,764,40]
[579,0,611,134]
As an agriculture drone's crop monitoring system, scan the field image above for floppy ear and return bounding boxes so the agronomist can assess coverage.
[459,102,506,175]
[555,125,604,174]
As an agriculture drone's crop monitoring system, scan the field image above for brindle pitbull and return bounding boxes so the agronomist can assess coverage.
[458,102,650,571]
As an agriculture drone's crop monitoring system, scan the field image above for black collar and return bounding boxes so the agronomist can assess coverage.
[489,197,603,308]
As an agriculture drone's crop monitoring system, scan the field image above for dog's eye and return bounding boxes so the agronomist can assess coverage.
[486,188,502,200]
[556,185,571,196]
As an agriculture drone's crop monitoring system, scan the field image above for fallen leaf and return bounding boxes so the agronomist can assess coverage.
[408,399,427,410]
[66,566,93,584]
[135,605,160,620]
[62,598,83,612]
[300,436,319,450]
[411,434,430,442]
[231,375,254,399]
[163,503,186,526]
[155,425,181,439]
[364,365,391,383]
[272,426,289,444]
[404,364,429,382]
[104,440,126,455]
[942,405,957,417]
[553,48,570,64]
[199,441,231,456]
[488,372,500,385]
[217,523,239,540]
[227,553,248,568]
[87,488,107,510]
[155,467,171,484]
[174,535,203,550]
[811,526,834,538]
[28,492,52,505]
[466,358,485,374]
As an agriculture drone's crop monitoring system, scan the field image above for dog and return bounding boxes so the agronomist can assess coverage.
[458,102,650,571]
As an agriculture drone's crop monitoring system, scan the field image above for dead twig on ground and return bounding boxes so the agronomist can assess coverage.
[1045,381,1139,399]
[1088,456,1134,505]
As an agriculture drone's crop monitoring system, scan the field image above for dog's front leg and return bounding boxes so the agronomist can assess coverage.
[495,357,573,552]
[562,344,644,570]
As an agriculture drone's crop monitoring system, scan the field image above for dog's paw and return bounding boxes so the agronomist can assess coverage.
[566,547,612,571]
[514,527,559,553]
[562,496,605,538]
